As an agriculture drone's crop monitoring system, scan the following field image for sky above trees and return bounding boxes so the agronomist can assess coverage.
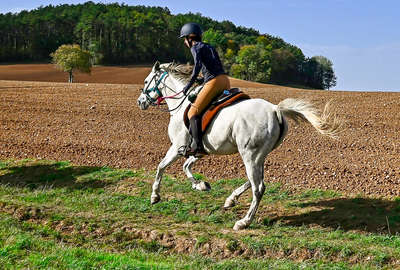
[1,0,399,91]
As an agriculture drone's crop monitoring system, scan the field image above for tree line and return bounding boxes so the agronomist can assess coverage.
[0,2,336,89]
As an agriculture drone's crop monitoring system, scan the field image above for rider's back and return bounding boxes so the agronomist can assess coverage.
[191,42,225,83]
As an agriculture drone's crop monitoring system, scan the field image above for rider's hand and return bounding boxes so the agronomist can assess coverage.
[195,77,204,85]
[183,86,190,95]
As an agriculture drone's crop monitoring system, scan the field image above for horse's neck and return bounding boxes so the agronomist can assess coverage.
[164,76,190,117]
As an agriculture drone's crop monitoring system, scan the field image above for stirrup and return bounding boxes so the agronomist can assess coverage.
[178,145,207,158]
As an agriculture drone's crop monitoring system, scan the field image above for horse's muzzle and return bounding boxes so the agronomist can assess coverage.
[137,93,150,110]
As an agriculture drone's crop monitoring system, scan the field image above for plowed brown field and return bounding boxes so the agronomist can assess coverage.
[1,64,399,197]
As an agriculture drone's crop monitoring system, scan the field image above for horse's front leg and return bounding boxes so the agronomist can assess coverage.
[151,146,180,204]
[224,181,251,208]
[182,156,211,191]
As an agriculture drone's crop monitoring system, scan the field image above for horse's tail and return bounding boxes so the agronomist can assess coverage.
[276,98,343,140]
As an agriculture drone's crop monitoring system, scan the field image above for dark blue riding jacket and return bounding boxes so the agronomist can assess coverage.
[182,42,225,93]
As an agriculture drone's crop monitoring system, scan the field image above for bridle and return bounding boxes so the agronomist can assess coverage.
[141,69,188,112]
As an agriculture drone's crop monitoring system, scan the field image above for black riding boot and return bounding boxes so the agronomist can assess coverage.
[187,115,206,156]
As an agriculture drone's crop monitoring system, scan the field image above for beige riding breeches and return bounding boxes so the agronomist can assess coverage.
[188,74,231,119]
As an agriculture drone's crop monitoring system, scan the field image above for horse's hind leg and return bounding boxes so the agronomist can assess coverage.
[233,158,265,230]
[224,181,251,208]
[183,156,211,191]
[151,146,179,204]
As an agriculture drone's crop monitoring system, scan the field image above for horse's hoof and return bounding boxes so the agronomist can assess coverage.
[233,220,248,231]
[151,194,160,204]
[193,181,211,191]
[202,181,211,191]
[224,197,236,209]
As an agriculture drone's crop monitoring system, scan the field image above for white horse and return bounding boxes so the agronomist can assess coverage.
[137,62,342,230]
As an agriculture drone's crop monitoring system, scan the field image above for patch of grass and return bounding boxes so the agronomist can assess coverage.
[226,239,240,252]
[372,251,390,267]
[242,236,266,256]
[214,178,247,188]
[2,159,400,269]
[195,235,210,249]
[1,213,371,270]
[50,213,65,222]
[136,239,166,253]
[0,160,12,170]
[263,183,290,202]
[21,191,57,203]
[297,189,341,200]
[0,159,141,189]
[193,173,206,181]
[206,213,224,224]
[76,166,139,184]
[0,215,172,269]
[262,217,273,226]
[53,160,71,169]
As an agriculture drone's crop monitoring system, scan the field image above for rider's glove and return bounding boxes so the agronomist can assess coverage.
[195,77,204,85]
[183,86,190,95]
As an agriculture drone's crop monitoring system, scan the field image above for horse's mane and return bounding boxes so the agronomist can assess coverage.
[163,63,194,84]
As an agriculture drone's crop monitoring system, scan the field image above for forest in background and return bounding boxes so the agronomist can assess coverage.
[0,2,336,89]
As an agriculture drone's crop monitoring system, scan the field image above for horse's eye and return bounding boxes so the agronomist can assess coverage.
[144,81,148,84]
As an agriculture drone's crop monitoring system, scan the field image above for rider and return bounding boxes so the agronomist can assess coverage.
[180,22,230,156]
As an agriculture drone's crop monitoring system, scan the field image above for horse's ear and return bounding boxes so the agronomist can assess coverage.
[153,61,160,71]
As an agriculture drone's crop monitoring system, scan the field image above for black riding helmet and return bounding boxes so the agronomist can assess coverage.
[179,23,202,38]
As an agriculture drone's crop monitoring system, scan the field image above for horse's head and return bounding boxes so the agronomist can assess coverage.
[137,61,168,110]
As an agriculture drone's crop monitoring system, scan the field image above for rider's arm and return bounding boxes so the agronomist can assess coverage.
[182,46,202,94]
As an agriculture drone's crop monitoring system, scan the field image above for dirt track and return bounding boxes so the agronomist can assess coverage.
[0,65,399,197]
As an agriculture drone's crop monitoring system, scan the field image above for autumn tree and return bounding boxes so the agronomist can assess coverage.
[51,44,92,83]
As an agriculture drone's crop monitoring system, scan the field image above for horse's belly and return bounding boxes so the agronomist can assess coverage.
[203,104,242,155]
[203,99,278,155]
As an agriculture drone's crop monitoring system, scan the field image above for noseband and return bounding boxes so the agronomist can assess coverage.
[142,71,169,106]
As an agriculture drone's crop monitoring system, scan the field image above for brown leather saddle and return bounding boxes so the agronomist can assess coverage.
[183,88,250,132]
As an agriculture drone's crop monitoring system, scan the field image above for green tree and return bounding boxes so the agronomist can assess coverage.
[231,44,271,82]
[0,2,337,89]
[312,56,337,89]
[270,48,297,83]
[51,44,92,83]
[88,41,103,65]
[301,56,337,89]
[202,29,227,49]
